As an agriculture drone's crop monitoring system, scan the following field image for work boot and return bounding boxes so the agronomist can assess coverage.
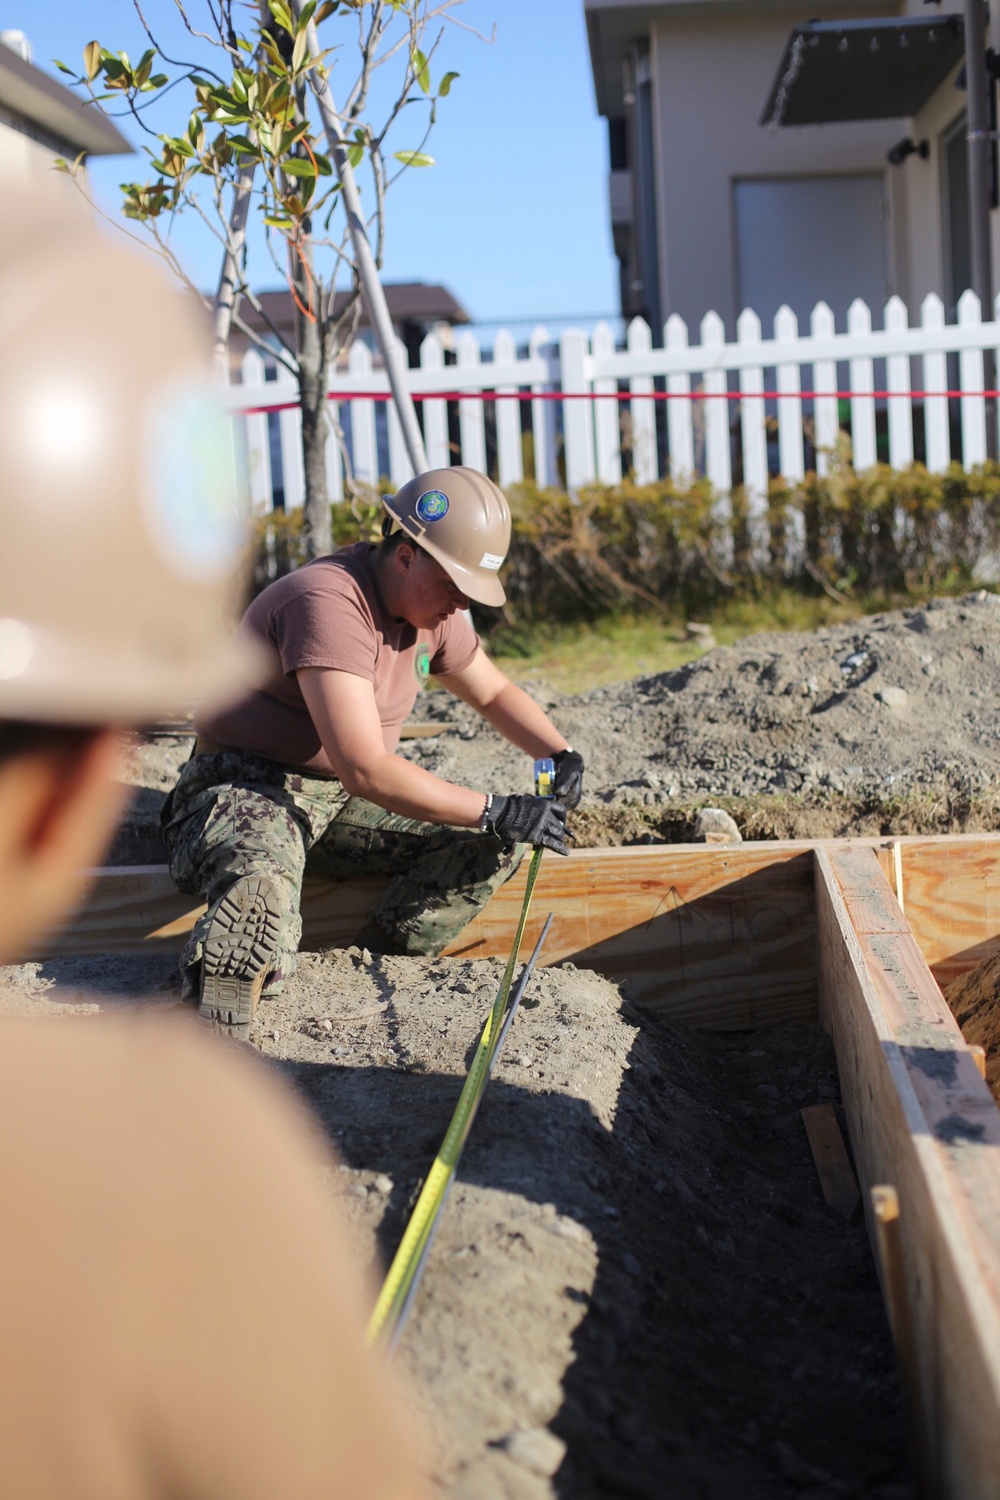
[199,874,282,1038]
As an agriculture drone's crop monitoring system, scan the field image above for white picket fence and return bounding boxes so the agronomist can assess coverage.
[222,289,1000,514]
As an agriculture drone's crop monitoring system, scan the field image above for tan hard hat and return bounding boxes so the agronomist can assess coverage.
[382,467,511,607]
[0,178,261,725]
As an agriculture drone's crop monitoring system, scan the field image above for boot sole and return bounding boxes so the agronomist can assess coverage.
[199,875,282,1038]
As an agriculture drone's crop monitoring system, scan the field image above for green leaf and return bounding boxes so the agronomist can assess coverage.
[263,214,293,228]
[282,159,316,178]
[346,142,364,168]
[392,149,435,168]
[297,0,318,31]
[411,47,429,94]
[83,40,102,80]
[53,60,77,77]
[291,28,308,70]
[313,151,333,176]
[437,70,458,97]
[145,74,169,89]
[267,0,295,34]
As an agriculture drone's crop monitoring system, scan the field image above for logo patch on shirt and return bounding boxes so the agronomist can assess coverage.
[415,646,431,686]
[415,489,449,523]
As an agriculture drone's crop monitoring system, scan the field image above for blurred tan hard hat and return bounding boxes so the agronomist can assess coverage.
[0,178,261,725]
[382,467,511,607]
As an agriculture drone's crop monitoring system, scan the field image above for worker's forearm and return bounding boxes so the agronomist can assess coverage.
[343,750,486,828]
[479,681,569,758]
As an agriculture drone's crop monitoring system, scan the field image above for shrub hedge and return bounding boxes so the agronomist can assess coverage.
[250,461,1000,622]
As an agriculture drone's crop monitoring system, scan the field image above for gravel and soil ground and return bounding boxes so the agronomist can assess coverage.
[116,590,1000,861]
[0,950,913,1499]
[26,592,1000,1493]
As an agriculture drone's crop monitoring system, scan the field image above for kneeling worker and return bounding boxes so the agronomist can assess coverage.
[164,468,585,1033]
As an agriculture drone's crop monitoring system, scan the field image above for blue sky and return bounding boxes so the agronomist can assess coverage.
[18,1,619,323]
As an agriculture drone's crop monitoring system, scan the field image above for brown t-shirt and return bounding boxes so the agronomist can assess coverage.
[199,542,478,774]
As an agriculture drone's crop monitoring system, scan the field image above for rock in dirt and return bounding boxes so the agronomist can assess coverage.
[502,1428,567,1478]
[692,807,742,844]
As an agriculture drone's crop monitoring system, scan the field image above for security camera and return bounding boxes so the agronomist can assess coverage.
[887,137,930,166]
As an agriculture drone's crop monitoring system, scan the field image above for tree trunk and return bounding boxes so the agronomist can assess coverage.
[296,310,331,560]
[289,129,331,559]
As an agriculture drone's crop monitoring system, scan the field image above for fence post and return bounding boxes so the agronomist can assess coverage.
[348,339,378,485]
[884,296,914,470]
[775,305,805,483]
[958,289,987,467]
[848,298,877,470]
[561,327,596,490]
[457,331,487,474]
[701,310,732,498]
[420,330,450,470]
[530,325,558,489]
[811,301,839,477]
[921,294,950,474]
[626,317,658,484]
[665,313,695,481]
[241,349,273,512]
[386,338,415,487]
[492,329,524,488]
[324,399,344,503]
[274,362,304,509]
[592,320,623,486]
[737,307,767,516]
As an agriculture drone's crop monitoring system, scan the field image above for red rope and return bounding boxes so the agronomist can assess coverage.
[233,388,1000,416]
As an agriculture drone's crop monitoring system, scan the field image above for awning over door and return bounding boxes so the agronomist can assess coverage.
[761,14,965,128]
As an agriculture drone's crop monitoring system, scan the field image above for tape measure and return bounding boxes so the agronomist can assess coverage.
[366,759,556,1350]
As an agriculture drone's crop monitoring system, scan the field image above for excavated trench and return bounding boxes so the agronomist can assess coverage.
[0,944,914,1499]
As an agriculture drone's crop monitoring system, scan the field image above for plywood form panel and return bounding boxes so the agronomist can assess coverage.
[896,836,1000,989]
[816,845,1000,1499]
[41,845,819,1025]
[441,844,819,1028]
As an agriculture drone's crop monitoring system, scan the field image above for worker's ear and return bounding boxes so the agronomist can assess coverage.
[0,729,129,964]
[394,538,419,574]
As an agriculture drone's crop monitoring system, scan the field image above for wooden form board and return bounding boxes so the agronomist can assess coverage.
[36,834,1000,1031]
[893,835,1000,991]
[816,844,1000,1499]
[41,843,821,1029]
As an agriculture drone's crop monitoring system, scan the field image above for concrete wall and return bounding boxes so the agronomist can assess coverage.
[648,7,907,335]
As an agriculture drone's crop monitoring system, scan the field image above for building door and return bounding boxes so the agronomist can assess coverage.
[942,112,971,319]
[734,174,888,331]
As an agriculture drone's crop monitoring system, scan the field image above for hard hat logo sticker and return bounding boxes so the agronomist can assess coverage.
[143,384,248,580]
[415,489,449,523]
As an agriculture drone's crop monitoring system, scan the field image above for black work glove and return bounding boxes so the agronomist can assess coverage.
[552,747,585,809]
[484,793,570,855]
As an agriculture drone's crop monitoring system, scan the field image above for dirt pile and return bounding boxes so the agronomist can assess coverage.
[114,590,1000,855]
[944,953,1000,1105]
[0,950,911,1498]
[404,591,1000,830]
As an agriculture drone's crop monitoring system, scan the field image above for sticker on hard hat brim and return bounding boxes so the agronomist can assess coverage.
[415,489,449,523]
[479,551,504,570]
[143,382,248,581]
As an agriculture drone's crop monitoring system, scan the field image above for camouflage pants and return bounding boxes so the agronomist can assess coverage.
[161,748,524,994]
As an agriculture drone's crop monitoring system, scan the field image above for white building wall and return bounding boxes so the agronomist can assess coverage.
[648,8,910,334]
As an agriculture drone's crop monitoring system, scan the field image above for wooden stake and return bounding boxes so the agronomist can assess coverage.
[891,840,905,915]
[871,1185,934,1499]
[801,1102,860,1219]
